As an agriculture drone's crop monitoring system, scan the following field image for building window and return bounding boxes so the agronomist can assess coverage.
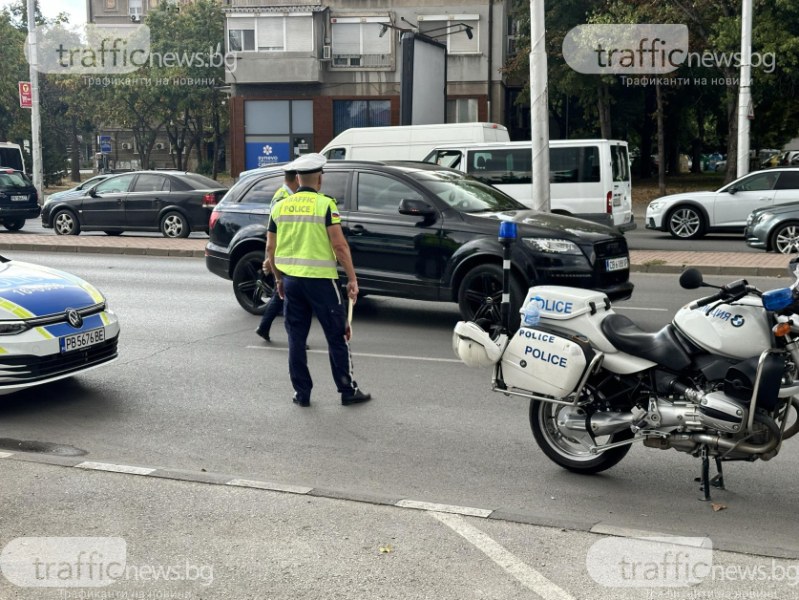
[333,100,391,136]
[244,100,314,170]
[507,17,521,57]
[330,17,391,68]
[256,14,313,52]
[418,14,479,54]
[228,18,255,52]
[447,98,478,123]
[128,0,142,20]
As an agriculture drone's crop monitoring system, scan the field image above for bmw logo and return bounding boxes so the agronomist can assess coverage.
[731,315,745,328]
[66,309,83,329]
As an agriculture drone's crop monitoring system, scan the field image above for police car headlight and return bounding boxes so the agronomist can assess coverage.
[0,321,29,335]
[522,238,582,255]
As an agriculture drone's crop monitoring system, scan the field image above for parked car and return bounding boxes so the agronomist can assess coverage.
[0,255,120,395]
[43,174,112,205]
[0,168,40,231]
[645,167,799,239]
[744,201,799,253]
[206,161,633,327]
[41,171,228,238]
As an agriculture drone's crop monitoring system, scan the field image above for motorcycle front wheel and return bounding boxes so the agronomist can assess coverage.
[529,400,634,474]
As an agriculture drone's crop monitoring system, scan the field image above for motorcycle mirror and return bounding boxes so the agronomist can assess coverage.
[679,268,704,289]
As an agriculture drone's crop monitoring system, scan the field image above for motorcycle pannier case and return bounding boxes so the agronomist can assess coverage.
[500,326,597,398]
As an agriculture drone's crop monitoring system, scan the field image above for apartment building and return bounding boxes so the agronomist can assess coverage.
[223,0,525,175]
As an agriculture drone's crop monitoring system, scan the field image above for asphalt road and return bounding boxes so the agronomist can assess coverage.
[0,253,797,562]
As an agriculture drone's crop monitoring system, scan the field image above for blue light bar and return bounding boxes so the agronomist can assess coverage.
[498,221,517,240]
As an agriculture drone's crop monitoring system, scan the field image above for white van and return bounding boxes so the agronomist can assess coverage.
[0,142,26,174]
[320,123,510,161]
[424,139,635,230]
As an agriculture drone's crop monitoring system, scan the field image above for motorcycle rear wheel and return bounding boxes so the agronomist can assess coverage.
[529,400,634,474]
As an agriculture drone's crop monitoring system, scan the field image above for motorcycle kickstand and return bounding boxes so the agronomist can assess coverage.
[697,448,725,501]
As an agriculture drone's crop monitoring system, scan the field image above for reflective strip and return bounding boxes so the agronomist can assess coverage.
[100,312,110,325]
[503,260,511,269]
[276,257,337,268]
[502,293,510,302]
[79,283,104,304]
[277,215,327,224]
[0,298,34,319]
[0,347,8,355]
[35,327,54,339]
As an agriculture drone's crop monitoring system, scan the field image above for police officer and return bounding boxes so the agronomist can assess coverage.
[266,153,371,407]
[256,165,299,341]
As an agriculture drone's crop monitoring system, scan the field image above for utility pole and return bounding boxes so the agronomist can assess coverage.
[736,0,753,178]
[529,0,550,211]
[26,0,43,196]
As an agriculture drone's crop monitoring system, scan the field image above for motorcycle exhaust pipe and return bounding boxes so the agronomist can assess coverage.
[590,412,635,436]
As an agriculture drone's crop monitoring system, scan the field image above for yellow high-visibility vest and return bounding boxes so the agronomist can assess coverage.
[272,191,340,279]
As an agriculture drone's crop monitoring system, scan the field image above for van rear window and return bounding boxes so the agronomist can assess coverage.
[465,146,601,185]
[611,145,631,182]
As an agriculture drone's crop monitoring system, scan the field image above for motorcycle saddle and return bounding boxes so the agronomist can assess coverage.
[600,313,692,370]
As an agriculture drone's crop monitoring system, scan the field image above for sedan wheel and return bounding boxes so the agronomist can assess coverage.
[667,206,705,239]
[53,210,80,236]
[771,222,799,254]
[232,250,268,315]
[3,218,24,231]
[160,211,190,238]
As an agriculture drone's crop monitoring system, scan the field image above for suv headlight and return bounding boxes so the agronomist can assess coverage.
[755,211,773,224]
[522,238,582,255]
[648,200,665,211]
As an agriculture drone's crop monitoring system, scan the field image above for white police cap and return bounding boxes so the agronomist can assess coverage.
[291,153,327,174]
[282,160,297,174]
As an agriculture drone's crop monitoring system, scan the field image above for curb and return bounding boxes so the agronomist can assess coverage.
[1,450,795,559]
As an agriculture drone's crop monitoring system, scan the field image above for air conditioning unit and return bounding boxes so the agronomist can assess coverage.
[155,142,166,150]
[322,45,332,60]
[121,142,132,150]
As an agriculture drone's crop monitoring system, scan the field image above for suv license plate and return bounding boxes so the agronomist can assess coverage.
[60,328,105,353]
[606,257,629,272]
[11,195,28,202]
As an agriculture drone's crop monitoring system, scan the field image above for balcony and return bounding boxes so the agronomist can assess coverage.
[226,53,322,84]
[330,53,393,69]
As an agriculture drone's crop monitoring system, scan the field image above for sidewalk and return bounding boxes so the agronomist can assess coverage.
[0,232,792,277]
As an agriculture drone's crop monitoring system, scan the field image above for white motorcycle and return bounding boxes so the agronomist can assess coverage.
[454,256,799,501]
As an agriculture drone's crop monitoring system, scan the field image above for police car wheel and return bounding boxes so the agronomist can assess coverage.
[233,250,268,315]
[457,263,523,330]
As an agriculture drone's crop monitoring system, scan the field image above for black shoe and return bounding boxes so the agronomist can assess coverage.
[341,389,371,406]
[292,393,310,407]
[255,327,270,341]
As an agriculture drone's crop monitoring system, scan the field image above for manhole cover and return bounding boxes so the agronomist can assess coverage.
[0,438,87,456]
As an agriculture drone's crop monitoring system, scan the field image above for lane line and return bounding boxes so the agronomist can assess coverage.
[76,461,155,475]
[247,346,462,363]
[431,512,576,600]
[395,499,492,518]
[0,451,13,458]
[226,478,312,494]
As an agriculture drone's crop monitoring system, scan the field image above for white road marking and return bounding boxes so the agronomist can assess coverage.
[226,478,312,494]
[75,461,155,475]
[395,499,492,518]
[0,451,13,458]
[247,346,462,363]
[432,512,576,600]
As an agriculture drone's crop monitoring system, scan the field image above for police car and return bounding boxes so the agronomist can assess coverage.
[0,256,120,395]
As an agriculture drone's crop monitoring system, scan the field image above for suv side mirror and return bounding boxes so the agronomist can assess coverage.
[399,198,436,218]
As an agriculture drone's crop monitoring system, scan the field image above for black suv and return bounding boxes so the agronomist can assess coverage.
[0,168,40,231]
[205,161,633,325]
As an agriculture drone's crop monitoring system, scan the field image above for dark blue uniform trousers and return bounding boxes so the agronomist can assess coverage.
[282,275,358,402]
[258,292,284,334]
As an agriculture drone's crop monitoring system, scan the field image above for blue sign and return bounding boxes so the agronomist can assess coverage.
[98,135,112,155]
[245,142,291,170]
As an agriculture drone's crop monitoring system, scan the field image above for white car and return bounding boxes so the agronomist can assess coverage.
[0,257,120,395]
[645,168,799,239]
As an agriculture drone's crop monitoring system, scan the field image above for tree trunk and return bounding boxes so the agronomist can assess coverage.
[70,117,80,182]
[597,82,612,139]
